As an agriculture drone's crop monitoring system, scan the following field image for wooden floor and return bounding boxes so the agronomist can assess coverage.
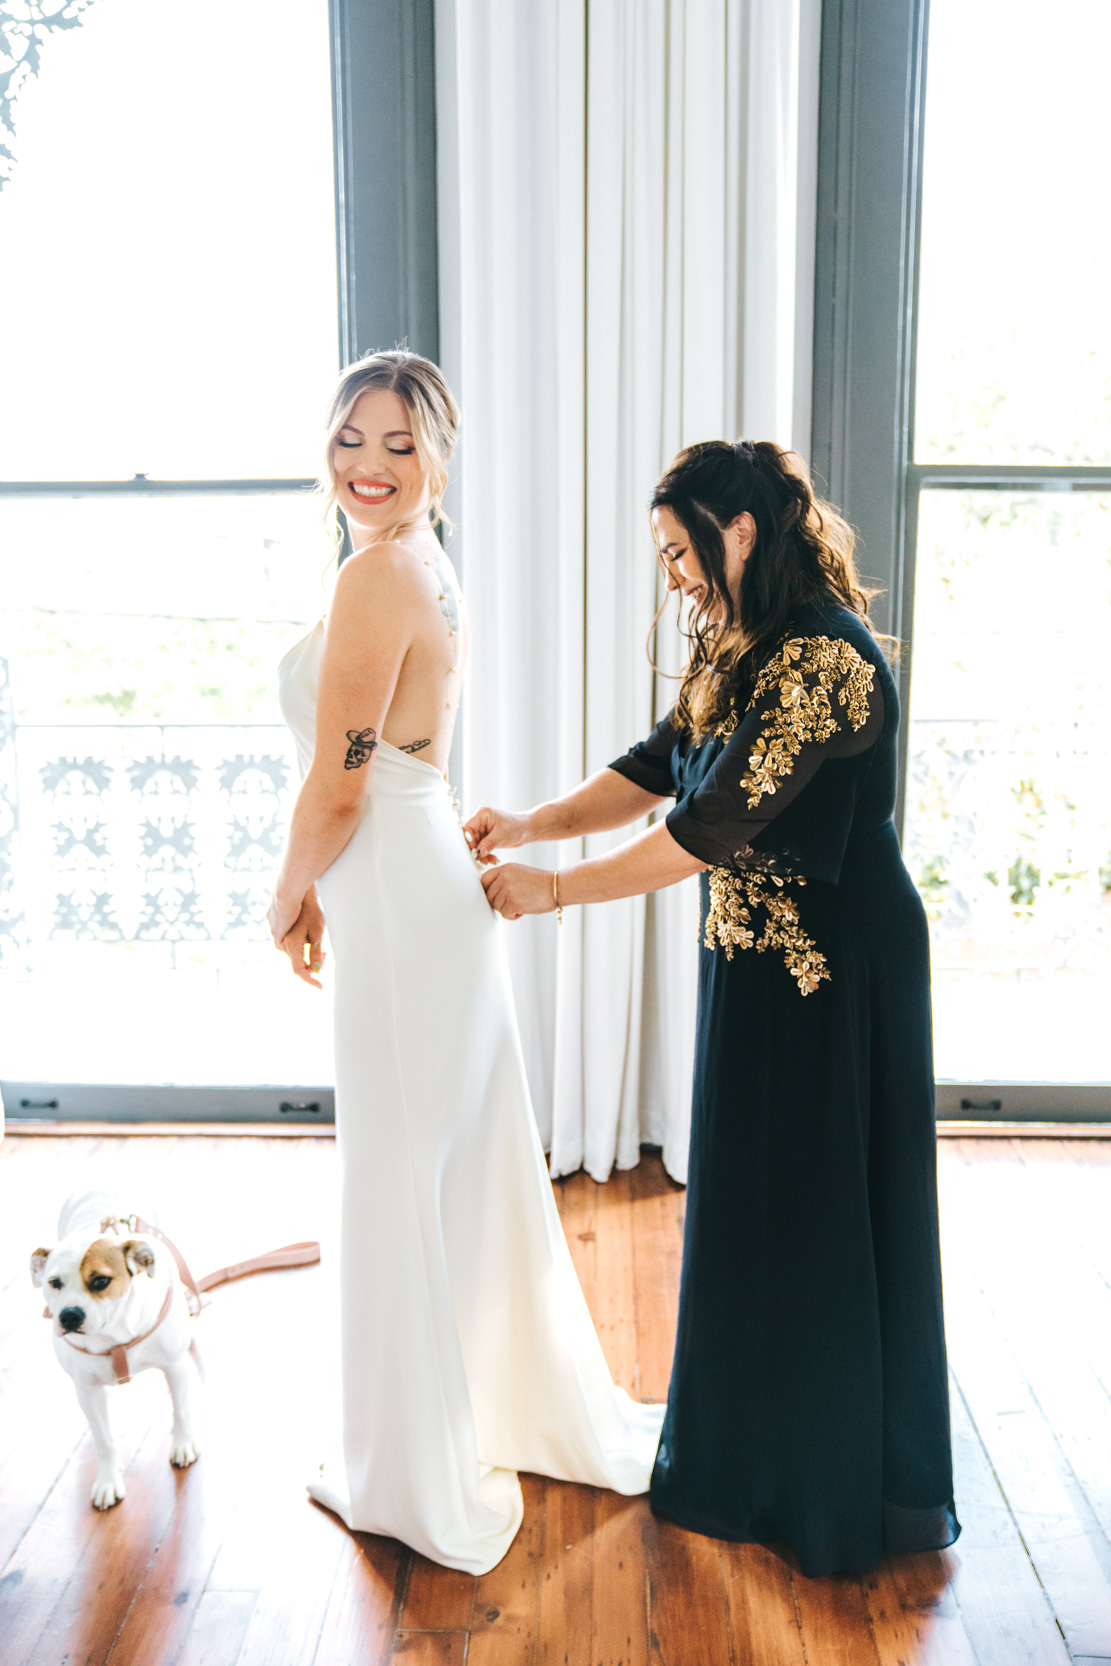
[1,1133,1109,1665]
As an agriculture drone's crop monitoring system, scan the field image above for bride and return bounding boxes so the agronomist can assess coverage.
[270,349,664,1574]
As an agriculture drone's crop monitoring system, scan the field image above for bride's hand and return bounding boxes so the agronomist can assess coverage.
[481,863,555,920]
[269,885,327,988]
[464,805,532,864]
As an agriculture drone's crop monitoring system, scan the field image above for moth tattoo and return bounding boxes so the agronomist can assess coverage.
[400,738,432,755]
[344,727,378,769]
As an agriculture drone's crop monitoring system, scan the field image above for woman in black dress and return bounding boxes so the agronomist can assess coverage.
[465,439,960,1577]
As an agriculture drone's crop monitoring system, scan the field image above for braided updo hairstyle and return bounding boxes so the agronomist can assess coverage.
[650,439,881,740]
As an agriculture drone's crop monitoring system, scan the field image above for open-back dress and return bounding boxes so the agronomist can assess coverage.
[278,620,664,1575]
[610,600,960,1578]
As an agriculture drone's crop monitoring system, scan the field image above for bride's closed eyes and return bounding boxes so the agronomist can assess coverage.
[335,427,416,455]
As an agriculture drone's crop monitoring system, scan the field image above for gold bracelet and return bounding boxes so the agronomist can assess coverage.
[553,870,564,925]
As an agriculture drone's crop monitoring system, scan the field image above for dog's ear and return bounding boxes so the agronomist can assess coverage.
[121,1239,156,1277]
[30,1248,52,1288]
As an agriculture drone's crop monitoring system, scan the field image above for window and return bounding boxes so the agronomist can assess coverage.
[904,0,1111,1091]
[1,0,339,482]
[813,0,1111,1115]
[0,0,339,1112]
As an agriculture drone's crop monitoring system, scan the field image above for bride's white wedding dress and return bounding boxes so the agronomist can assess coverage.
[278,622,664,1574]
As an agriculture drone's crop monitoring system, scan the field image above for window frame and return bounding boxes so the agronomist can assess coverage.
[811,0,1111,1121]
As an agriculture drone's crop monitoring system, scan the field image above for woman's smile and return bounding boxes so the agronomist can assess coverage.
[683,579,725,622]
[348,479,397,502]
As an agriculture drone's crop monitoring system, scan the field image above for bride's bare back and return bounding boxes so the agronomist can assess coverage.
[307,528,466,807]
[377,533,467,772]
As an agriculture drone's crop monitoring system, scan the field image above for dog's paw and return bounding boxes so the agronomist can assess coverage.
[92,1473,126,1509]
[170,1436,199,1469]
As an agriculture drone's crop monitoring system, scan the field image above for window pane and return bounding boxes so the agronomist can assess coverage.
[903,490,1111,1082]
[914,0,1111,466]
[0,495,334,1085]
[0,0,337,480]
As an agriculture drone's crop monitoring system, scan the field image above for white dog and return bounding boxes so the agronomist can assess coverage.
[30,1189,200,1509]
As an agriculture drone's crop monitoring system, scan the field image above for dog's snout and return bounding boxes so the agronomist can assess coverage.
[59,1306,86,1332]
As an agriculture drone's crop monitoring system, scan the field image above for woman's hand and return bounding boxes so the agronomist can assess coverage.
[481,863,556,920]
[269,885,328,989]
[463,805,534,865]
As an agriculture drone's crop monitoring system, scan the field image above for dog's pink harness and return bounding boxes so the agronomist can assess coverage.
[60,1280,178,1385]
[45,1213,320,1386]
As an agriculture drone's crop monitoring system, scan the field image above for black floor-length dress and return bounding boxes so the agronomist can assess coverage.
[611,601,960,1578]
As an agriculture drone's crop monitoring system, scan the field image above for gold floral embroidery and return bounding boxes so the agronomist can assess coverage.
[703,868,830,997]
[715,703,739,740]
[740,636,875,810]
[730,843,791,876]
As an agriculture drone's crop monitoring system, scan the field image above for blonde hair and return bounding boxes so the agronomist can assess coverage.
[321,350,460,553]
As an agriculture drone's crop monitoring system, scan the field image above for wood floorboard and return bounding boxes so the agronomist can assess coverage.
[401,1555,476,1632]
[30,1403,188,1666]
[718,1541,806,1666]
[641,1507,733,1666]
[309,1535,410,1666]
[940,1140,1111,1656]
[174,1590,259,1666]
[1,1398,169,1666]
[971,1211,1111,1544]
[467,1473,546,1666]
[536,1481,595,1666]
[791,1572,882,1666]
[556,1172,598,1326]
[0,1396,89,1569]
[592,1170,639,1399]
[938,1376,1071,1666]
[391,1632,468,1663]
[230,1494,350,1666]
[863,1552,979,1666]
[948,1280,1111,1654]
[206,1308,348,1666]
[628,1163,683,1408]
[104,1399,260,1666]
[2,1133,1107,1664]
[586,1490,650,1666]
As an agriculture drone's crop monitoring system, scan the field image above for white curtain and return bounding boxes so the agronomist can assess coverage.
[435,0,821,1183]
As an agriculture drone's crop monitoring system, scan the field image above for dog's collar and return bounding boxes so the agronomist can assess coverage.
[57,1283,176,1385]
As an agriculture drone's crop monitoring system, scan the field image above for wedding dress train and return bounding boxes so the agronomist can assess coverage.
[278,623,664,1573]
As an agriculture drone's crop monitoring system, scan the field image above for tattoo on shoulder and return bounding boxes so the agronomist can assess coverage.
[344,727,378,769]
[431,554,461,636]
[400,738,432,754]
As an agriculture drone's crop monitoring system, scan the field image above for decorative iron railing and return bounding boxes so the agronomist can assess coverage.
[0,656,296,961]
[904,717,1111,966]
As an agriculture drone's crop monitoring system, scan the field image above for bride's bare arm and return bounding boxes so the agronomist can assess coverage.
[465,768,667,860]
[269,548,417,958]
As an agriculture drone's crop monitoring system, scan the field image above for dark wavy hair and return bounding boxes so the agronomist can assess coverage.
[650,439,882,739]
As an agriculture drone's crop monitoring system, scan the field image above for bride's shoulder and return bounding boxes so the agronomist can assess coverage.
[331,541,431,614]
